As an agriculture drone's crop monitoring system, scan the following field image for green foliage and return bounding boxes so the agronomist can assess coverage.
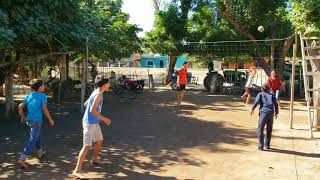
[144,2,192,56]
[0,10,16,48]
[217,0,292,39]
[289,0,320,36]
[0,0,142,67]
[0,0,91,55]
[187,2,240,42]
[80,0,142,60]
[145,0,293,65]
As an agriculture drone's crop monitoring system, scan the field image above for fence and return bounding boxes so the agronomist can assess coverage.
[95,67,268,86]
[3,66,268,96]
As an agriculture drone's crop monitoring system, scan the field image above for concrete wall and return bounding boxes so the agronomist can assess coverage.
[140,56,188,69]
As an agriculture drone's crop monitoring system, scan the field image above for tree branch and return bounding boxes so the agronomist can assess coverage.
[0,52,74,68]
[281,35,294,60]
[153,0,160,12]
[218,9,256,41]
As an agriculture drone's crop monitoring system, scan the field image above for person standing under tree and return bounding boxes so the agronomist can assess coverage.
[177,61,189,108]
[241,66,257,105]
[267,71,285,109]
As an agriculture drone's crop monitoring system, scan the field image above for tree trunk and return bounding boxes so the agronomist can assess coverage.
[29,63,38,81]
[58,55,67,81]
[0,83,4,97]
[165,56,178,84]
[66,54,70,80]
[5,66,15,117]
[310,52,320,129]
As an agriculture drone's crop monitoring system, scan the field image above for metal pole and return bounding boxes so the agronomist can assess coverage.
[290,33,298,129]
[81,37,89,113]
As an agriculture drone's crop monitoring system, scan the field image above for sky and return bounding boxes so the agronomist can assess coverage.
[122,0,155,37]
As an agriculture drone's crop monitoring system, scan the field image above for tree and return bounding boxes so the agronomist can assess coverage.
[289,0,320,129]
[145,0,193,83]
[78,0,142,61]
[0,0,141,116]
[146,0,293,78]
[217,0,294,77]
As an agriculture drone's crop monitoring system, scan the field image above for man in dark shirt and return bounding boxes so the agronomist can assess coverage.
[250,83,279,150]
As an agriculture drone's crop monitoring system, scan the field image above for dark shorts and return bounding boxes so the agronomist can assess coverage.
[178,84,186,91]
[245,87,253,94]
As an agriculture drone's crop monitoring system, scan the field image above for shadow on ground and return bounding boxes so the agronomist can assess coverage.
[266,148,320,158]
[0,89,255,179]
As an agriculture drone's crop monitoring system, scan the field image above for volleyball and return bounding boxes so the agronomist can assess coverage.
[258,26,264,32]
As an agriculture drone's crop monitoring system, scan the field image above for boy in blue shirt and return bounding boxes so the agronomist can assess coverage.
[73,75,111,179]
[17,79,55,168]
[250,83,279,151]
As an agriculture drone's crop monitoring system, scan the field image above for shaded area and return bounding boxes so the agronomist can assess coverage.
[0,89,255,179]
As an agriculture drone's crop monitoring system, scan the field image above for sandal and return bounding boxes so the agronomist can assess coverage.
[72,171,88,179]
[17,160,29,169]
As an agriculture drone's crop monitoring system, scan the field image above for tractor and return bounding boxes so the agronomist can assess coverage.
[203,61,247,93]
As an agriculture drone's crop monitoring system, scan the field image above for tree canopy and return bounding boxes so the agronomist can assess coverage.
[0,0,142,67]
[144,0,301,75]
[289,0,320,36]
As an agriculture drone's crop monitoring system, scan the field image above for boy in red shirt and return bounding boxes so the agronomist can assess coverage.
[267,71,285,109]
[177,61,188,108]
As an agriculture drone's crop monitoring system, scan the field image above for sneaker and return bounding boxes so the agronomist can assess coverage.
[265,146,270,150]
[37,150,47,159]
[258,146,264,151]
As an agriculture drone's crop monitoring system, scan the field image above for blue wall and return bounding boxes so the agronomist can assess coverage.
[140,56,187,69]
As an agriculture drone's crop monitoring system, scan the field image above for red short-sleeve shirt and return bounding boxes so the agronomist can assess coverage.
[179,68,188,85]
[268,76,282,93]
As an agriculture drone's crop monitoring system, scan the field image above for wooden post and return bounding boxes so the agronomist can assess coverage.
[149,74,154,90]
[81,37,89,113]
[147,68,150,89]
[290,33,298,129]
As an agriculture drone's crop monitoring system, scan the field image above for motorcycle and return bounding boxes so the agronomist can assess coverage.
[115,75,145,98]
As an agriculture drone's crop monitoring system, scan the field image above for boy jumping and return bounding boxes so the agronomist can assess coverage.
[250,83,279,151]
[17,79,55,168]
[73,75,111,179]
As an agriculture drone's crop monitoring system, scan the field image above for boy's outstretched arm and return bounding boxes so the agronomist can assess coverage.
[250,94,261,115]
[273,95,279,117]
[84,99,89,107]
[42,104,55,126]
[18,103,26,124]
[90,94,111,125]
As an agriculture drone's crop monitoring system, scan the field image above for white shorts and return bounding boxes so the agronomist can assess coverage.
[83,124,103,147]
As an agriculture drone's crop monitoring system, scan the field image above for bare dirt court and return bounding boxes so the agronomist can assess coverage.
[0,86,319,180]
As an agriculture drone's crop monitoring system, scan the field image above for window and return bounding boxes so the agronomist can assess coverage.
[147,60,154,67]
[159,60,164,68]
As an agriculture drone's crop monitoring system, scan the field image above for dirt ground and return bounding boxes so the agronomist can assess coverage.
[0,85,319,180]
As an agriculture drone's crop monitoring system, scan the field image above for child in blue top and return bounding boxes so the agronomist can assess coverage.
[73,75,111,179]
[17,79,55,168]
[250,83,279,151]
